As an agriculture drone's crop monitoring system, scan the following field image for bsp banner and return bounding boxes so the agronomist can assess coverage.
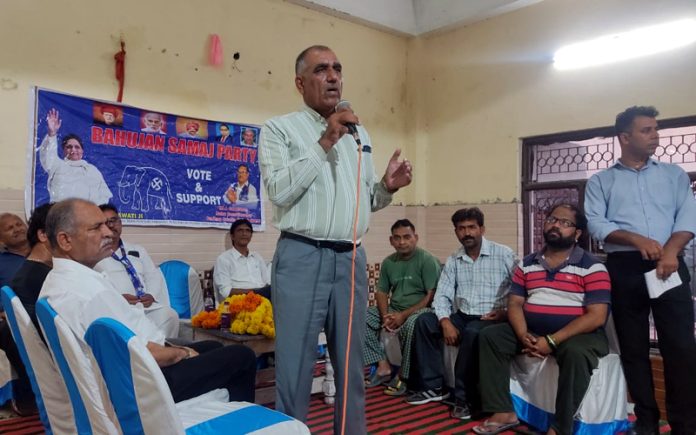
[26,88,265,230]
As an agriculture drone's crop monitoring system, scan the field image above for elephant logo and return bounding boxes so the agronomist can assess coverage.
[118,165,173,219]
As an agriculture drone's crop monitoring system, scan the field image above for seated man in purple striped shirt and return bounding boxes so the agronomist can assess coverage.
[473,204,611,435]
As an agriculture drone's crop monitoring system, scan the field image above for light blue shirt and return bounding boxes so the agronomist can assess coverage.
[585,159,696,253]
[432,238,517,319]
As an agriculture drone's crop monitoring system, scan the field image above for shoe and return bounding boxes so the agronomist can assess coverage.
[405,388,450,405]
[472,419,520,434]
[365,371,392,388]
[450,401,472,420]
[383,377,407,396]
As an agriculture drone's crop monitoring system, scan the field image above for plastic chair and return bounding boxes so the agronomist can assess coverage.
[0,286,75,434]
[159,260,204,318]
[35,298,120,434]
[84,317,311,434]
[509,316,630,434]
[0,348,14,405]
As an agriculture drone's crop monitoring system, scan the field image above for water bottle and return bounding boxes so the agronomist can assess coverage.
[203,286,215,312]
[220,301,232,330]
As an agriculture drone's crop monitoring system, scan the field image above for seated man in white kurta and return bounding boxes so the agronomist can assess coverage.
[94,203,179,338]
[213,219,270,302]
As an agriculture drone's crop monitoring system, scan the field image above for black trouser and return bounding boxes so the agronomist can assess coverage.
[161,340,257,403]
[607,252,696,435]
[0,321,35,406]
[479,323,608,435]
[413,311,496,406]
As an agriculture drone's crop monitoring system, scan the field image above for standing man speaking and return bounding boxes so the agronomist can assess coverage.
[259,45,412,434]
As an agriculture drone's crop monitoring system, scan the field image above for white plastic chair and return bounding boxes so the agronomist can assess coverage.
[84,316,311,434]
[509,315,630,434]
[0,286,76,434]
[159,260,204,319]
[0,348,14,405]
[35,298,120,434]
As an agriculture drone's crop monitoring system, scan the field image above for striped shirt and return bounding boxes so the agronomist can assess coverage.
[511,245,611,336]
[433,238,517,319]
[259,105,393,241]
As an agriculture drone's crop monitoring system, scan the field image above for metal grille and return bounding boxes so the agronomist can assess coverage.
[528,188,579,253]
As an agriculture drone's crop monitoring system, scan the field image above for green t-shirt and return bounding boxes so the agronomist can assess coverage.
[377,247,441,312]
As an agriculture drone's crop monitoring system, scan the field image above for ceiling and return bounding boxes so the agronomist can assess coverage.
[286,0,544,36]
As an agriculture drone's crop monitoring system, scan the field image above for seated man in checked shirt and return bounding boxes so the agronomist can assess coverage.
[405,207,517,421]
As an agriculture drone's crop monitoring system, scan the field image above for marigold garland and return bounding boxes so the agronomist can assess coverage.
[191,291,275,338]
[191,310,221,329]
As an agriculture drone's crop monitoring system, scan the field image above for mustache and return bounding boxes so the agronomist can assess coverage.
[100,238,112,249]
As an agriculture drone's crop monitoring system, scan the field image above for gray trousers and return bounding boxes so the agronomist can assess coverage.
[272,237,367,435]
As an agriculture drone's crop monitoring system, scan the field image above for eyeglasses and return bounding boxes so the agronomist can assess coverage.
[544,216,576,228]
[105,217,121,227]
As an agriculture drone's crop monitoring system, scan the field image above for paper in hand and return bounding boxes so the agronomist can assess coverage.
[644,269,682,299]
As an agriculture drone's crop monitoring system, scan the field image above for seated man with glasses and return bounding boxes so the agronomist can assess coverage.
[94,203,180,337]
[472,204,611,435]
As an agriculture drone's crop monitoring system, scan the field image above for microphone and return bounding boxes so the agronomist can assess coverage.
[335,100,361,146]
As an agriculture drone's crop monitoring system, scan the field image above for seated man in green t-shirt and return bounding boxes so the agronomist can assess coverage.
[364,219,441,396]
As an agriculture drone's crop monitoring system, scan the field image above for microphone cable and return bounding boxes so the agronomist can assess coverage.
[340,128,362,435]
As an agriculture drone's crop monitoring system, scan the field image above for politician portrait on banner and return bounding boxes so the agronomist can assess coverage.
[26,88,264,230]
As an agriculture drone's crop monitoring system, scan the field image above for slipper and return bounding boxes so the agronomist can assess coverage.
[472,419,520,435]
[383,377,407,396]
[365,371,391,388]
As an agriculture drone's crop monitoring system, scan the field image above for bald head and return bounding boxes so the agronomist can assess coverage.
[0,213,28,252]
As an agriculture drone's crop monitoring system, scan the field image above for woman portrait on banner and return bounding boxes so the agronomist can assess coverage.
[38,108,113,204]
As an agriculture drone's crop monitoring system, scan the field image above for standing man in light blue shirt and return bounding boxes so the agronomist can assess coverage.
[585,106,696,435]
[259,45,412,434]
[406,207,516,420]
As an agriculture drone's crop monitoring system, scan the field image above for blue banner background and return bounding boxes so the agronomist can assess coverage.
[28,89,264,230]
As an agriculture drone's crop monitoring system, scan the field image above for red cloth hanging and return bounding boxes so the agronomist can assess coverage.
[114,40,126,102]
[209,34,223,67]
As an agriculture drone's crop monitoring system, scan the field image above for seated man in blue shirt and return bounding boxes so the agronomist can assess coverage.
[406,207,517,420]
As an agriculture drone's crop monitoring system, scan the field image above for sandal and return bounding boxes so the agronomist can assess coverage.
[383,377,407,396]
[365,371,391,388]
[472,419,520,434]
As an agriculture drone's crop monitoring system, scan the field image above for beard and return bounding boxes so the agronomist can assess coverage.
[543,229,576,249]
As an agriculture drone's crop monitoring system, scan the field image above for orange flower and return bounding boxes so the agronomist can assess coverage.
[191,310,221,329]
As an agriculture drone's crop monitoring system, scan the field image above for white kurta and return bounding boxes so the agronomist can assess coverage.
[94,241,179,338]
[39,258,165,346]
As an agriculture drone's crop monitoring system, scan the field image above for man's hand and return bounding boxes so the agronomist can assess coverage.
[440,318,460,346]
[656,252,679,280]
[318,110,360,152]
[122,294,139,305]
[225,187,237,203]
[382,149,412,193]
[46,108,62,137]
[481,309,505,321]
[522,336,553,359]
[633,235,663,261]
[139,293,155,308]
[382,312,405,331]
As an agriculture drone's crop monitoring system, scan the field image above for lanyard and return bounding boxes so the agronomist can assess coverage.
[111,242,145,298]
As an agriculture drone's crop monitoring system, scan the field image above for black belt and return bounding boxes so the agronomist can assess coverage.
[280,231,359,253]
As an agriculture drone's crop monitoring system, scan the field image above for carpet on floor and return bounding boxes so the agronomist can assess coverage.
[0,389,674,434]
